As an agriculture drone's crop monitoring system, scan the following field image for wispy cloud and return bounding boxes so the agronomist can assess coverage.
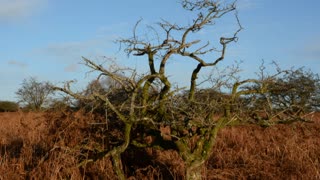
[45,41,91,57]
[7,60,28,68]
[303,43,320,61]
[291,37,320,62]
[0,0,47,22]
[41,37,112,59]
[96,22,129,37]
[64,63,79,72]
[236,0,259,10]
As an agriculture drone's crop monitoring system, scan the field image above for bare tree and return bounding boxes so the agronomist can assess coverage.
[118,1,242,178]
[52,0,319,178]
[52,0,317,179]
[53,0,244,179]
[16,77,53,111]
[268,68,320,114]
[220,62,320,126]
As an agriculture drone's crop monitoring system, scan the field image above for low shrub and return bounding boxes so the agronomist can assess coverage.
[0,101,19,112]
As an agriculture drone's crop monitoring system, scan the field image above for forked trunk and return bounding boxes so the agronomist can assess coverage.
[185,162,204,180]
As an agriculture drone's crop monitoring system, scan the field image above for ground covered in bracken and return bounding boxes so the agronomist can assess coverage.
[0,111,319,179]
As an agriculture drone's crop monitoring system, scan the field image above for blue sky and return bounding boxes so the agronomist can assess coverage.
[1,0,320,101]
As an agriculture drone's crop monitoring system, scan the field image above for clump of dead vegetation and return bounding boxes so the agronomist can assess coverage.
[0,111,319,179]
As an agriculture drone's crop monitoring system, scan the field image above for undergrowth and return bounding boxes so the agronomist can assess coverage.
[0,111,319,179]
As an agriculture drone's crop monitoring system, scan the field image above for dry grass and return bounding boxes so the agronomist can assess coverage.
[208,113,320,179]
[0,111,116,179]
[0,111,319,179]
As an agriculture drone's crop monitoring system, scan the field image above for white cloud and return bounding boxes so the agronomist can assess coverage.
[0,0,47,22]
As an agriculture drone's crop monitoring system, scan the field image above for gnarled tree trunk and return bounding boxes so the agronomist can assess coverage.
[186,160,205,180]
